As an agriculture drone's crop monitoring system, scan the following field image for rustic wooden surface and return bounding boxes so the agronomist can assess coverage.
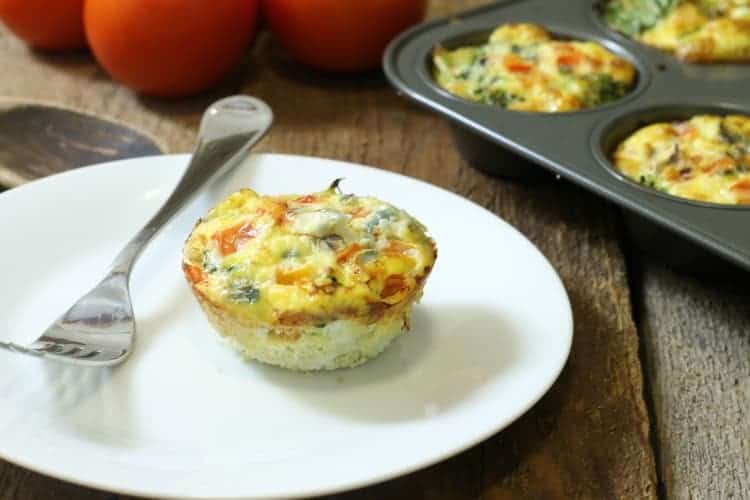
[633,260,750,499]
[6,0,748,498]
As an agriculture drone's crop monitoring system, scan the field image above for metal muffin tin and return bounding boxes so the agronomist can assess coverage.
[383,0,749,272]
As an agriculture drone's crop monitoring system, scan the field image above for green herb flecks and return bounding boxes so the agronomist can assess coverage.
[720,119,749,147]
[365,208,398,233]
[481,90,523,107]
[328,178,345,193]
[230,284,261,304]
[603,0,677,37]
[202,250,219,274]
[638,174,659,189]
[585,74,630,106]
[282,248,299,259]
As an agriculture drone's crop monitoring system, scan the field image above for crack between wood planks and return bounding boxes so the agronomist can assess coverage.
[618,213,668,500]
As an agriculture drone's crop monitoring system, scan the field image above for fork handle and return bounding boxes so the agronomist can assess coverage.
[108,96,273,276]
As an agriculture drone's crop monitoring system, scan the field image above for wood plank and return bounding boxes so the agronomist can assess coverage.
[635,260,750,498]
[0,1,657,498]
[453,177,657,499]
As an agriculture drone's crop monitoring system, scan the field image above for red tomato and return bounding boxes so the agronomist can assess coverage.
[263,0,427,73]
[84,0,260,97]
[0,0,86,51]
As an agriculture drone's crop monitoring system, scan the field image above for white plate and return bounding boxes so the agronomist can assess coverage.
[0,154,572,499]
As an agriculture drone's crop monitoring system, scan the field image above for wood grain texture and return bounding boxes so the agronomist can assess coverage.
[0,1,657,498]
[635,261,750,499]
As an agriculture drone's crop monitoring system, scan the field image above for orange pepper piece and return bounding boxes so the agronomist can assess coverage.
[276,266,313,285]
[702,157,735,174]
[213,222,257,256]
[556,52,581,68]
[381,275,406,299]
[504,54,532,73]
[296,194,317,203]
[336,243,362,263]
[382,240,412,256]
[184,264,205,284]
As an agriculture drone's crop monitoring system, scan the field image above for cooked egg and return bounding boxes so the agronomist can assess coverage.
[603,0,750,62]
[432,23,636,112]
[612,114,750,204]
[182,180,437,370]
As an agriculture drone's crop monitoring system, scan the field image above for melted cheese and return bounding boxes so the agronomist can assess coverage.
[604,0,750,62]
[183,183,437,326]
[432,23,636,112]
[613,114,750,204]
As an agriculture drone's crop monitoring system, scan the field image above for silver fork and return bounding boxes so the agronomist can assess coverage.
[0,95,273,366]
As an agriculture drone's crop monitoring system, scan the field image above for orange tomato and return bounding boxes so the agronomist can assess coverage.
[84,0,260,97]
[263,0,427,73]
[0,0,86,51]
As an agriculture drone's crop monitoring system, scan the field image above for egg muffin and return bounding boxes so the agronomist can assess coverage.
[603,0,750,62]
[432,23,636,112]
[612,114,750,204]
[182,181,437,370]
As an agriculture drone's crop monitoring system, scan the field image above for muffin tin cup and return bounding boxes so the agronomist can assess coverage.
[597,104,750,274]
[450,124,552,181]
[621,212,749,277]
[383,0,750,273]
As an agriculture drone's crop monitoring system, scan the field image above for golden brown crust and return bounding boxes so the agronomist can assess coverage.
[184,264,429,335]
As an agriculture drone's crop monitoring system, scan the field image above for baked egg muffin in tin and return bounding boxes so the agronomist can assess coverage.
[432,23,637,112]
[182,181,437,371]
[612,114,750,204]
[603,0,750,62]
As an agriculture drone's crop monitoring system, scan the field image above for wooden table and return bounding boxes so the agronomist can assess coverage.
[0,1,747,498]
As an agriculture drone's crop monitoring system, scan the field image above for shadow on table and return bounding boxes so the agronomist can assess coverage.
[257,304,520,422]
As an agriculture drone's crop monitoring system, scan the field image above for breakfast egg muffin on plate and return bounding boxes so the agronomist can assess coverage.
[603,0,750,62]
[612,114,750,204]
[432,23,637,112]
[182,180,437,371]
